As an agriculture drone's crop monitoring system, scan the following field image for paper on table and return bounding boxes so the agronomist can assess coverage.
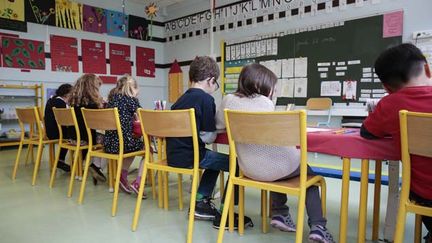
[307,127,332,132]
[294,57,308,77]
[282,58,294,78]
[343,80,357,100]
[294,78,308,97]
[280,78,295,97]
[320,81,341,96]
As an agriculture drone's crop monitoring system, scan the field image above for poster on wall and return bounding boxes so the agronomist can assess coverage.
[25,0,56,26]
[50,35,78,72]
[81,39,106,74]
[100,75,117,84]
[55,0,83,30]
[106,10,128,38]
[0,0,27,32]
[0,32,19,67]
[2,37,45,69]
[136,47,155,77]
[109,43,131,75]
[128,15,148,40]
[83,5,107,34]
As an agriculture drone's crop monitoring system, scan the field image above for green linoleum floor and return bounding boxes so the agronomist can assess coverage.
[0,146,419,243]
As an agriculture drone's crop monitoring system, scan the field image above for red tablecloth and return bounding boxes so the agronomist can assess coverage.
[215,129,400,161]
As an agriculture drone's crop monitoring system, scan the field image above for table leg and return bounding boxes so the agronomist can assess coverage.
[383,160,400,242]
[339,157,351,243]
[358,159,370,243]
[372,160,382,241]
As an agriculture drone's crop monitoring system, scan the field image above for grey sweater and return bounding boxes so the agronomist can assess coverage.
[216,94,300,182]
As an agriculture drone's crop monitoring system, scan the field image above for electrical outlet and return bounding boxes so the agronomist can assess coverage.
[412,30,432,40]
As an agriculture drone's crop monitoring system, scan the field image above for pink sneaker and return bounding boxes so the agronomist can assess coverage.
[130,180,147,199]
[119,176,132,194]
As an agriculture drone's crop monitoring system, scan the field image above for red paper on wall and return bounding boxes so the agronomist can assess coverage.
[136,47,155,77]
[0,32,19,67]
[82,39,106,74]
[2,37,45,70]
[100,75,117,84]
[109,43,131,75]
[50,35,79,72]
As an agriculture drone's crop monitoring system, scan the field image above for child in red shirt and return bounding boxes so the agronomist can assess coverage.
[361,43,432,242]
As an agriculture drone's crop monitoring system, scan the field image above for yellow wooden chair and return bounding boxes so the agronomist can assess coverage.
[217,110,327,243]
[132,108,200,243]
[12,107,57,185]
[78,108,145,217]
[306,97,332,127]
[394,110,432,243]
[49,107,94,197]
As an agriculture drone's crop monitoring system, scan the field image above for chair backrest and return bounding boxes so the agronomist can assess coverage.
[81,108,119,131]
[137,108,199,167]
[15,107,43,138]
[224,110,305,147]
[53,107,79,140]
[306,98,332,111]
[400,110,432,159]
[138,109,196,138]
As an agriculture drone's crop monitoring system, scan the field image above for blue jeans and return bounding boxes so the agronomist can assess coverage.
[197,150,229,197]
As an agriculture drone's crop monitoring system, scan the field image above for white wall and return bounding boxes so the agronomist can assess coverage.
[164,0,432,106]
[0,0,167,109]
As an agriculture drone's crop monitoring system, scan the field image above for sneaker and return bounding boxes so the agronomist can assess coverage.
[57,160,70,172]
[270,214,296,232]
[212,212,254,230]
[193,197,219,220]
[308,225,335,243]
[119,175,132,194]
[425,232,432,243]
[89,163,106,182]
[130,180,147,199]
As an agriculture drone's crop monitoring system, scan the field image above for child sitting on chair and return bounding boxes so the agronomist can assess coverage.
[361,43,432,242]
[103,75,145,198]
[216,63,335,243]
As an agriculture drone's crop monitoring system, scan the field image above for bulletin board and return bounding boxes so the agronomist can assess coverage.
[221,12,403,105]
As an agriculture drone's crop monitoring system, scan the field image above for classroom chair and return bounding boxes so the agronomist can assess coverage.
[306,97,332,127]
[394,110,432,243]
[78,108,146,217]
[12,107,57,185]
[49,108,101,197]
[132,108,200,243]
[217,110,327,243]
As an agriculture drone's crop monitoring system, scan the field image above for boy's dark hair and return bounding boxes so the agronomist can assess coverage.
[375,43,427,90]
[55,84,72,97]
[189,56,220,82]
[236,63,277,98]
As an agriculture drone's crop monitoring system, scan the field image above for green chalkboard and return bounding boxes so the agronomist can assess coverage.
[223,14,402,105]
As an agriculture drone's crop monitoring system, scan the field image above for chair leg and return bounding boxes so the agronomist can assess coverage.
[131,161,149,231]
[77,152,83,180]
[217,179,235,243]
[186,171,200,243]
[238,185,245,235]
[25,144,33,166]
[394,203,407,243]
[295,190,307,243]
[372,161,383,241]
[49,144,55,169]
[150,169,156,200]
[78,152,92,204]
[358,159,370,243]
[49,144,62,188]
[163,172,169,210]
[261,190,268,233]
[67,150,80,197]
[414,214,422,243]
[219,171,225,199]
[108,160,114,193]
[178,174,183,210]
[158,171,163,208]
[12,141,24,180]
[31,142,44,186]
[112,157,123,217]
